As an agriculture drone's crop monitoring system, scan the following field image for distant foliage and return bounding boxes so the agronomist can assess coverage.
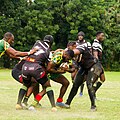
[0,0,119,71]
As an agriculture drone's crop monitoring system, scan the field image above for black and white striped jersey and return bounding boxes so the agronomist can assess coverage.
[76,40,92,51]
[76,40,92,63]
[92,39,103,60]
[76,43,96,69]
[28,40,50,66]
[92,39,102,52]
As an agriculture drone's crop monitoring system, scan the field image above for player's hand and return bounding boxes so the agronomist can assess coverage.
[29,47,38,55]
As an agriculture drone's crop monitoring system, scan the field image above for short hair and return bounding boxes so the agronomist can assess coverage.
[96,31,104,36]
[67,41,76,47]
[4,32,14,41]
[66,49,74,58]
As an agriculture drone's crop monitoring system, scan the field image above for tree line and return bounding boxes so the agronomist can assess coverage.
[0,0,120,71]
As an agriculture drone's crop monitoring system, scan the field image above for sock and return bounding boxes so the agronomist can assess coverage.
[94,81,103,92]
[17,85,27,104]
[31,94,42,107]
[23,96,29,105]
[35,94,42,101]
[46,87,55,107]
[57,98,63,102]
[88,89,95,107]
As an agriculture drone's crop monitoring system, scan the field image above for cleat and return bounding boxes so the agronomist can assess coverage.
[15,104,23,110]
[51,107,57,112]
[79,92,83,97]
[35,103,42,108]
[91,105,97,112]
[56,102,66,108]
[63,103,70,109]
[31,100,39,107]
[21,103,29,110]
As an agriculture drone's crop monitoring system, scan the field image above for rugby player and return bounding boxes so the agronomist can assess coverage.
[0,32,37,58]
[66,41,78,82]
[92,31,105,96]
[76,31,92,97]
[21,35,57,111]
[64,39,104,111]
[47,49,75,107]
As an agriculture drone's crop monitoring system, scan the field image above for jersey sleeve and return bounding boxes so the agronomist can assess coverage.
[87,42,92,49]
[92,42,102,52]
[4,41,10,50]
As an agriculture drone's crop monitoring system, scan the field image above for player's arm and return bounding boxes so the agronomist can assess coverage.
[5,47,37,58]
[47,61,65,73]
[92,50,98,59]
[63,66,75,73]
[73,48,81,55]
[8,53,20,59]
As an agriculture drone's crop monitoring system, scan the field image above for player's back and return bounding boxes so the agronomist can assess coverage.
[27,40,50,66]
[76,45,96,69]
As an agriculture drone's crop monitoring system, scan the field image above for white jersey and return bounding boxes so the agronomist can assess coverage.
[92,39,103,52]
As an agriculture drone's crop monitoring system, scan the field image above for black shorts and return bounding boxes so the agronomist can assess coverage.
[12,67,23,83]
[22,62,48,85]
[89,62,103,77]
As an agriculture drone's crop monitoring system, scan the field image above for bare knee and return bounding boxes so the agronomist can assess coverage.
[62,80,70,87]
[100,74,105,82]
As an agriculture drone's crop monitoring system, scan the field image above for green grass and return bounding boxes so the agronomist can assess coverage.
[0,69,120,120]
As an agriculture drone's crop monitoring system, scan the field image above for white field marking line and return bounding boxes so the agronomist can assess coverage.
[97,97,120,102]
[69,113,98,119]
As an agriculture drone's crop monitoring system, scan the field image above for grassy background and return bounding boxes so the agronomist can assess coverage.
[0,69,120,120]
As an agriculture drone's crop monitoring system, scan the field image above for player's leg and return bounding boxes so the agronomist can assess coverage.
[30,79,56,111]
[43,80,56,108]
[95,73,105,92]
[30,86,46,107]
[79,74,87,96]
[29,66,56,111]
[79,83,84,96]
[15,85,27,110]
[12,67,27,110]
[86,70,98,111]
[93,65,105,99]
[64,68,85,108]
[22,79,38,106]
[86,63,103,111]
[51,74,69,107]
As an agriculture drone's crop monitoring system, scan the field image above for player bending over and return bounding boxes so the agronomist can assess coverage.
[47,49,75,107]
[21,35,57,111]
[64,39,104,111]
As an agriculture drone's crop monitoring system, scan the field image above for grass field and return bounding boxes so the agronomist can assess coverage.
[0,69,120,120]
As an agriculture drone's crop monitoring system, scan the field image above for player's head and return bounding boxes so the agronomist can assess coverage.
[43,35,54,47]
[78,31,85,41]
[3,32,14,45]
[63,49,74,62]
[96,31,105,42]
[67,41,76,50]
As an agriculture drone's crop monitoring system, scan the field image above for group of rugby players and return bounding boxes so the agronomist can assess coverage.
[0,31,105,111]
